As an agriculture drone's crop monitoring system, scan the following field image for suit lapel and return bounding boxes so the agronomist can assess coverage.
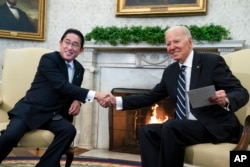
[72,61,82,86]
[5,4,18,22]
[173,63,180,91]
[190,52,202,90]
[56,52,69,80]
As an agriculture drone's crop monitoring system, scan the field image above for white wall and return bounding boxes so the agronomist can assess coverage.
[0,0,249,70]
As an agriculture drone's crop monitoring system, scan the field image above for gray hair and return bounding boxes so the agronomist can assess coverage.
[165,26,192,39]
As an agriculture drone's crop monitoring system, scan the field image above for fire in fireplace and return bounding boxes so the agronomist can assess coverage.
[109,88,175,154]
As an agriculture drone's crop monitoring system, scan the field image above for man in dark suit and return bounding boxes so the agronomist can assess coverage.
[0,28,107,166]
[0,0,35,32]
[106,26,249,167]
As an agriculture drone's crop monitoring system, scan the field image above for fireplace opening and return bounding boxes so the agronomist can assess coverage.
[109,88,175,154]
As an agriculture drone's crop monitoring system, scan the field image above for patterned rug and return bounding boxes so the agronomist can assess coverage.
[1,156,141,167]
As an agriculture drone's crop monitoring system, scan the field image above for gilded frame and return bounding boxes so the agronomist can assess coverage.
[0,0,46,41]
[116,0,207,17]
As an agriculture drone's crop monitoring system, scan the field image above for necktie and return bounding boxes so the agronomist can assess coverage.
[176,65,186,119]
[66,63,74,83]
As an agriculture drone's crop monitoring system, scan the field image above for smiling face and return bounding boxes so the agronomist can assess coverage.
[165,26,193,64]
[59,33,83,62]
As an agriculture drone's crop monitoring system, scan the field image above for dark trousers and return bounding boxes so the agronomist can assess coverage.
[138,119,215,167]
[0,116,76,167]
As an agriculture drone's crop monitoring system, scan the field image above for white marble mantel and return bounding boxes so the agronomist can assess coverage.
[74,40,245,149]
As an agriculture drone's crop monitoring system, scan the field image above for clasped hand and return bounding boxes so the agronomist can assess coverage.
[95,93,116,108]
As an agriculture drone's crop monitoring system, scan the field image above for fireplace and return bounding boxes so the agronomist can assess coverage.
[73,41,244,150]
[109,88,175,154]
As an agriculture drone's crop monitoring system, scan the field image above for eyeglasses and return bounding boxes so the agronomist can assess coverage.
[63,40,80,49]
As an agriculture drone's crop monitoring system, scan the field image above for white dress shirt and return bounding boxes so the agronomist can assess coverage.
[7,2,20,20]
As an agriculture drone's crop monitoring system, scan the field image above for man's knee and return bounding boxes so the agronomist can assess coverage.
[138,125,150,138]
[69,125,76,137]
[138,124,161,141]
[163,119,181,129]
[63,124,76,138]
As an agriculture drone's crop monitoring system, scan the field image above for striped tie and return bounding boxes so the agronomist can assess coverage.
[176,65,186,119]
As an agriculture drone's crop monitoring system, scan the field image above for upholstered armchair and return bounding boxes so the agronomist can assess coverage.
[185,49,250,167]
[0,48,73,167]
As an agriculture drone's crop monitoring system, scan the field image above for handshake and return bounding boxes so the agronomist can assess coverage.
[94,92,116,108]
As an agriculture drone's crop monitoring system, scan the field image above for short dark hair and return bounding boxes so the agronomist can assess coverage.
[60,28,85,48]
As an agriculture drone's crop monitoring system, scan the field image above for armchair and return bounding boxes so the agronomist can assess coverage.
[184,49,250,167]
[0,48,74,167]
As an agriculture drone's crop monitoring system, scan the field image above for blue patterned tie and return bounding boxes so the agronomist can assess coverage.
[176,65,186,119]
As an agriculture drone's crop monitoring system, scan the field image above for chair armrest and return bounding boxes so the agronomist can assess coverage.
[233,115,250,151]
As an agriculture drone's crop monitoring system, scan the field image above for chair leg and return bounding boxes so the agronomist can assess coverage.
[65,147,74,167]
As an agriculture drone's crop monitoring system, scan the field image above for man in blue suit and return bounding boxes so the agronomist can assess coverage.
[0,0,35,32]
[0,28,107,166]
[106,26,249,167]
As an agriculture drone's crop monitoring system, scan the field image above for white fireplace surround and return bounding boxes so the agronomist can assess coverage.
[73,40,245,149]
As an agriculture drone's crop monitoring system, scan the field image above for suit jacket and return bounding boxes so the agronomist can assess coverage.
[8,51,89,129]
[0,3,35,32]
[122,52,249,143]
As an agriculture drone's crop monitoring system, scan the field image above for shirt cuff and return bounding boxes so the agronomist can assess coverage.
[116,96,123,110]
[85,90,96,102]
[224,97,230,111]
